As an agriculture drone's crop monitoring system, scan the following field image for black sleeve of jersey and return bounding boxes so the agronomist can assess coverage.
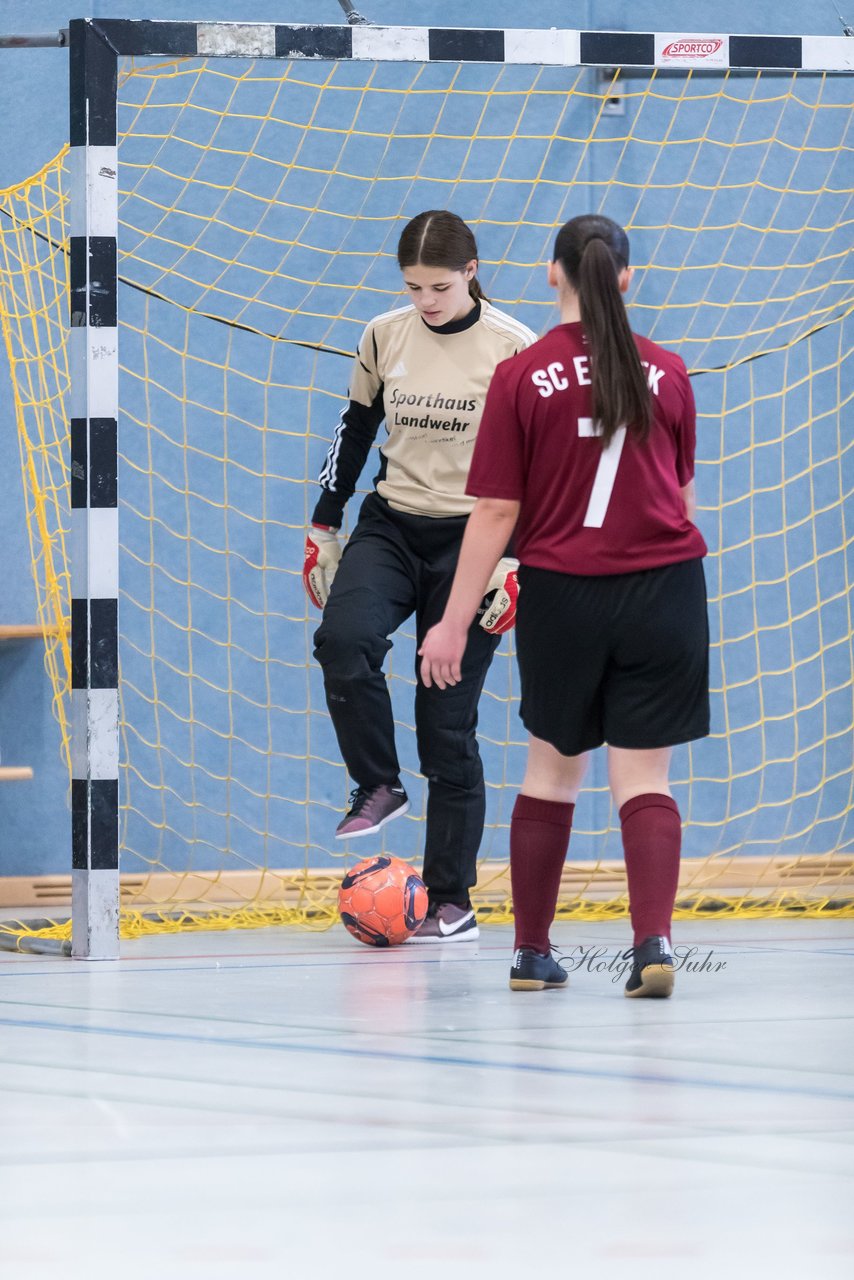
[311,386,386,527]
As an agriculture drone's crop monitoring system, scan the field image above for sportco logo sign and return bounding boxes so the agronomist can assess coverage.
[660,37,726,63]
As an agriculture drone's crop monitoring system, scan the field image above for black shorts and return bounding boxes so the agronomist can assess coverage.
[516,558,710,757]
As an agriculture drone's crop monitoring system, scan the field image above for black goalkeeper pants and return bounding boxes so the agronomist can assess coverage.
[313,492,499,907]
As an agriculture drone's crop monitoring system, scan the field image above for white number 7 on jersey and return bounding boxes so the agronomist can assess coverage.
[578,418,627,527]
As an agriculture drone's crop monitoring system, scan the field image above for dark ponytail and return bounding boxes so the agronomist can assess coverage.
[397,210,488,303]
[553,215,651,446]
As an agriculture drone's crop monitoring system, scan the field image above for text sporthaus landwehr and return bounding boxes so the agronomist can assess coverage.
[389,386,477,435]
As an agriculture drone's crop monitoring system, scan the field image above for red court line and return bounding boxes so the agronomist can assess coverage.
[113,933,854,963]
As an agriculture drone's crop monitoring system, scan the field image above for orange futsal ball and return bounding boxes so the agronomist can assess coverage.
[338,855,429,947]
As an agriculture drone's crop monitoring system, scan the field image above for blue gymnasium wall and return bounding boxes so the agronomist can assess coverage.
[0,0,849,878]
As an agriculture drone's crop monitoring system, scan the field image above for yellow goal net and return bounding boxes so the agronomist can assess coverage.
[0,48,852,944]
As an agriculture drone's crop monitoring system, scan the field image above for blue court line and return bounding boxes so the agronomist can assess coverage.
[1,1013,853,1103]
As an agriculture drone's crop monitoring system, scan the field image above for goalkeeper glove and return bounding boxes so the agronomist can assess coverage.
[303,525,342,610]
[478,557,519,635]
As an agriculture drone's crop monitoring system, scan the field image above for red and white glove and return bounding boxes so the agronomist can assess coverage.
[478,557,519,635]
[303,525,342,610]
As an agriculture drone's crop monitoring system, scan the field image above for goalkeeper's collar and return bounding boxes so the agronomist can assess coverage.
[421,300,482,336]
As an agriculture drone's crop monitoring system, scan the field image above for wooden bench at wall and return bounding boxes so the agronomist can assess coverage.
[0,624,61,641]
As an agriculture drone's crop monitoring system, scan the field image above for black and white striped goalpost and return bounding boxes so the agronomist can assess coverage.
[63,19,852,958]
[69,19,119,959]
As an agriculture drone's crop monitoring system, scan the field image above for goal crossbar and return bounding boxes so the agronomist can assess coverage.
[66,20,854,70]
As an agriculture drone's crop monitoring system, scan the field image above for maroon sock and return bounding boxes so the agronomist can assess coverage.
[619,793,682,947]
[510,794,574,953]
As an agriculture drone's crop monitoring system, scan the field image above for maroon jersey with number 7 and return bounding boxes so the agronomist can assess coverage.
[466,320,707,575]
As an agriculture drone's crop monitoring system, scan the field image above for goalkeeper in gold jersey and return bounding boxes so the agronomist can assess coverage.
[303,211,536,941]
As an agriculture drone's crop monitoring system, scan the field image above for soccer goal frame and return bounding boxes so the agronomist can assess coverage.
[66,18,852,959]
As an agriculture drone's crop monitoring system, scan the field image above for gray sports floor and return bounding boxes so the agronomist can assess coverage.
[1,917,852,1280]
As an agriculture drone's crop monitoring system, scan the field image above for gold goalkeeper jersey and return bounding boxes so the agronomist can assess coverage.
[314,301,536,524]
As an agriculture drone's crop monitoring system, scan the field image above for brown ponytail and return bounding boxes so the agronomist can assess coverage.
[553,215,651,446]
[397,210,488,303]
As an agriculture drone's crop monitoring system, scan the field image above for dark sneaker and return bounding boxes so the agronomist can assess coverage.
[624,935,675,999]
[334,784,409,839]
[509,947,569,991]
[406,902,479,943]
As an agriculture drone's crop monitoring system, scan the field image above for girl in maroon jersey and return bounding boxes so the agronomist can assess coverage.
[419,214,709,995]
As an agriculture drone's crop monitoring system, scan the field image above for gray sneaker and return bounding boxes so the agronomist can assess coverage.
[335,784,409,839]
[407,902,479,943]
